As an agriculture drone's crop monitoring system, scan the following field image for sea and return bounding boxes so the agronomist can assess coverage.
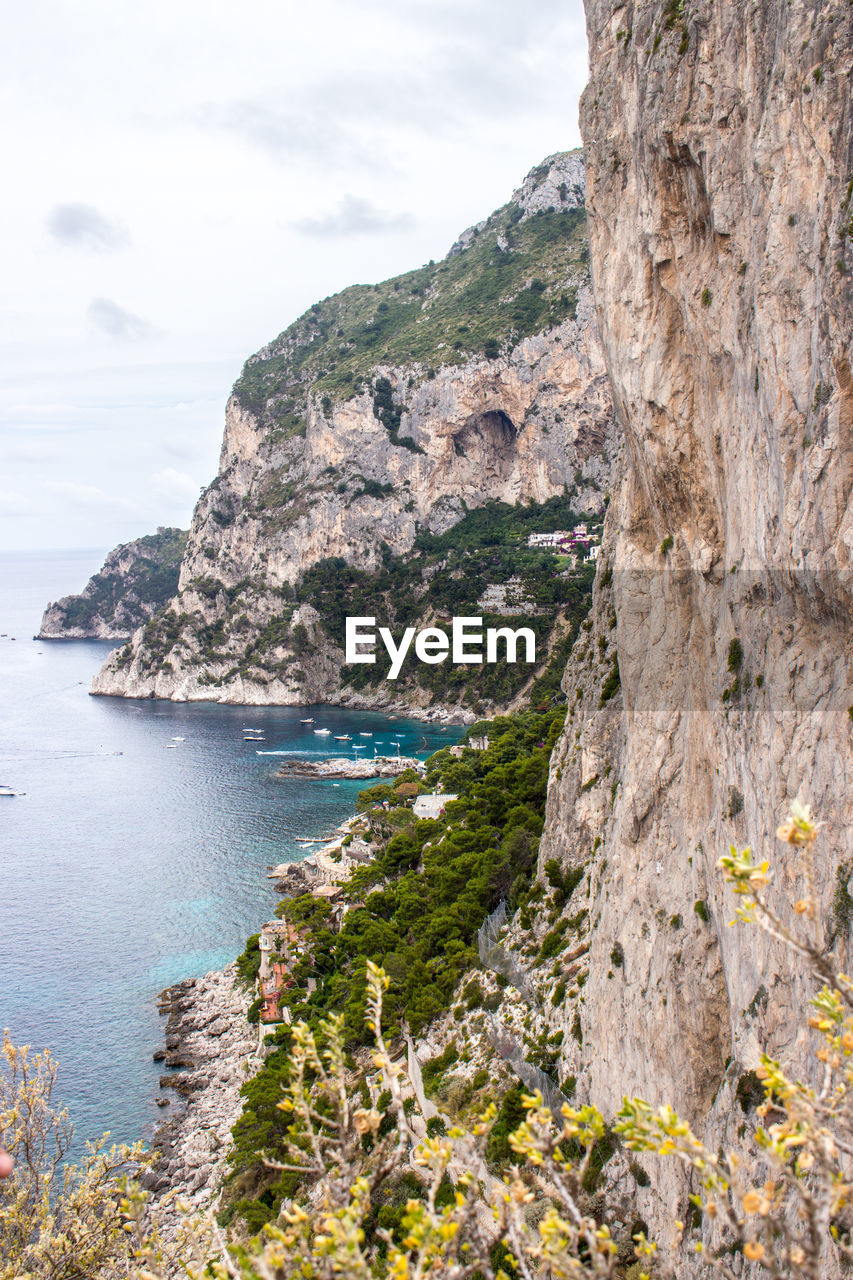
[0,548,457,1154]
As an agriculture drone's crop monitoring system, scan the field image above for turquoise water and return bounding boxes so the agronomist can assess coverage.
[0,550,457,1151]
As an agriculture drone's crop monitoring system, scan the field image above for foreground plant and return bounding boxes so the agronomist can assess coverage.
[616,801,853,1280]
[225,961,627,1280]
[0,1034,148,1279]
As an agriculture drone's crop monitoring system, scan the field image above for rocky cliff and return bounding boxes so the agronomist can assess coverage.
[91,153,617,715]
[37,528,187,640]
[537,0,853,1257]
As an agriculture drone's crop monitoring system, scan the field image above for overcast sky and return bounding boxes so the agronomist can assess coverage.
[0,0,588,553]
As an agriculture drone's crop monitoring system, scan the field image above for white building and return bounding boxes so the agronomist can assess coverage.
[413,793,459,820]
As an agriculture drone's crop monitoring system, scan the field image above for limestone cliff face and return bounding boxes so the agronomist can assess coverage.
[37,529,187,641]
[92,154,617,711]
[539,0,853,1252]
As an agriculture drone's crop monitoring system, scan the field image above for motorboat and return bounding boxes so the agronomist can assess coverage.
[299,718,315,724]
[334,734,351,741]
[314,728,331,735]
[359,732,373,737]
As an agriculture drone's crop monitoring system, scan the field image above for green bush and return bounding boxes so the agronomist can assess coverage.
[727,637,744,673]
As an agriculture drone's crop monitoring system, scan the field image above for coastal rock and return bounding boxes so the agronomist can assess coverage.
[539,0,853,1263]
[90,153,618,717]
[275,754,425,780]
[37,528,187,640]
[145,962,258,1224]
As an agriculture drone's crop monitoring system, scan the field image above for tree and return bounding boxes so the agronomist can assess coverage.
[0,1034,146,1279]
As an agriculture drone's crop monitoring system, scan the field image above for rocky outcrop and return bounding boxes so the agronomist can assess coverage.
[539,0,853,1257]
[274,755,425,779]
[90,153,617,712]
[144,965,257,1217]
[38,528,187,640]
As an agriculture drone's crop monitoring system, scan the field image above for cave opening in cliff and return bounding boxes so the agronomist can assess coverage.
[452,409,518,474]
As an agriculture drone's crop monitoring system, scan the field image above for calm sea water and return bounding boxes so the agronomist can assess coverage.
[0,549,456,1151]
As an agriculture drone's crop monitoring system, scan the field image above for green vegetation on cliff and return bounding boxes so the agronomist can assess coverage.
[233,174,587,433]
[41,528,188,636]
[145,494,599,712]
[225,707,564,1222]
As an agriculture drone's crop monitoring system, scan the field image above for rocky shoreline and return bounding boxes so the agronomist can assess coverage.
[142,963,258,1217]
[274,754,425,780]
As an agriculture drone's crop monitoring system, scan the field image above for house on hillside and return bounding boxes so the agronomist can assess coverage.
[260,960,290,1022]
[413,793,459,820]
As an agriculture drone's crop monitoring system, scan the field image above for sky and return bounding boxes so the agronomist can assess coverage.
[0,0,588,553]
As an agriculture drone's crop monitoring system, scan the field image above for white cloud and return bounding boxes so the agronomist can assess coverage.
[151,467,198,503]
[87,298,152,341]
[87,296,153,340]
[47,202,128,251]
[294,195,415,238]
[0,488,40,517]
[1,438,57,464]
[46,480,138,512]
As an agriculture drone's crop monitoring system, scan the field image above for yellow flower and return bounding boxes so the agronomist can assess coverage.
[776,800,818,846]
[744,1240,765,1261]
[794,899,814,917]
[353,1108,381,1135]
[742,1190,762,1214]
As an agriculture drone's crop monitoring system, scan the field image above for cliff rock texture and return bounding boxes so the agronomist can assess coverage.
[538,0,853,1254]
[37,529,187,640]
[91,154,617,715]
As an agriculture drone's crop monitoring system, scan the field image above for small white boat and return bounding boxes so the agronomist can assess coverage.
[0,785,22,797]
[300,718,315,724]
[164,744,177,749]
[359,732,373,737]
[334,734,351,741]
[314,728,331,735]
[171,736,185,742]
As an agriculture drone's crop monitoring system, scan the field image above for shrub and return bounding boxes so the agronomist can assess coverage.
[727,637,744,672]
[727,785,745,818]
[599,657,621,705]
[421,1041,459,1087]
